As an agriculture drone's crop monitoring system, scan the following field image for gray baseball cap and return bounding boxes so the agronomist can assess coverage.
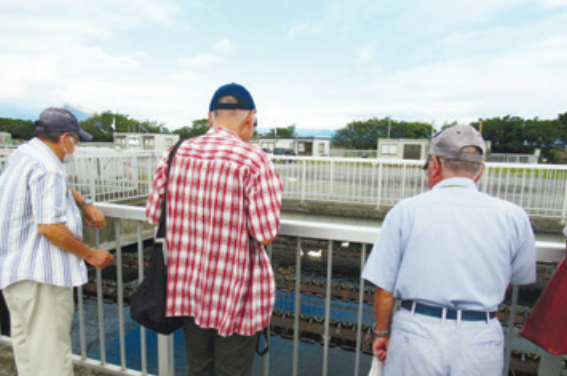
[35,107,93,141]
[429,124,485,163]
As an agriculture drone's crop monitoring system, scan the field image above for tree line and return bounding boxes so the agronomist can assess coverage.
[331,113,567,162]
[2,110,567,161]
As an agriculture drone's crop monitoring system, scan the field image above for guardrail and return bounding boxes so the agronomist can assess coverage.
[2,150,567,220]
[1,203,565,376]
[274,157,567,220]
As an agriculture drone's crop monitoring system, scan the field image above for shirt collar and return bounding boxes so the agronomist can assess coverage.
[208,126,242,141]
[30,137,65,172]
[433,177,478,191]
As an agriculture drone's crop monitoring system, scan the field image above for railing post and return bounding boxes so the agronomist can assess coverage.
[376,162,383,208]
[538,351,563,376]
[322,240,334,376]
[158,334,175,376]
[90,158,97,201]
[503,284,519,376]
[292,238,302,376]
[301,159,306,202]
[354,244,367,376]
[561,172,567,223]
[330,160,334,200]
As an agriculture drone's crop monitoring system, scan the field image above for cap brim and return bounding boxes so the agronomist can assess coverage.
[78,129,93,141]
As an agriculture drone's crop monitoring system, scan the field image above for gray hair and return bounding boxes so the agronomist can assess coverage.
[440,146,484,178]
[35,131,67,143]
[211,96,250,126]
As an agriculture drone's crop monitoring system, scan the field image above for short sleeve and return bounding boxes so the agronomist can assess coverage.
[146,151,169,227]
[362,204,404,292]
[510,212,537,285]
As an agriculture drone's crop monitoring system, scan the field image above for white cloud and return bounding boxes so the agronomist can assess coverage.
[172,72,198,81]
[287,22,323,38]
[178,38,231,67]
[212,38,232,55]
[354,45,375,64]
[178,54,221,67]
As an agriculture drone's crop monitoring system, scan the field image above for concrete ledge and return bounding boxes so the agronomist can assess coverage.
[282,199,565,235]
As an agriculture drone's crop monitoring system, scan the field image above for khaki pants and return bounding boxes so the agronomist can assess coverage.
[183,317,257,376]
[3,280,74,376]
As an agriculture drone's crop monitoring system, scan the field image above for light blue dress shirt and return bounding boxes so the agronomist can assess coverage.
[362,177,536,312]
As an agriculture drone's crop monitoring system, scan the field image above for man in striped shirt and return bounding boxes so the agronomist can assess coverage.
[0,107,115,376]
[146,83,282,376]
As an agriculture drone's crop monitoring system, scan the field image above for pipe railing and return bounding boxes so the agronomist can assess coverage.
[3,152,567,219]
[1,202,564,375]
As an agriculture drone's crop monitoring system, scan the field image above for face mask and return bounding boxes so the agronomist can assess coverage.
[62,145,74,164]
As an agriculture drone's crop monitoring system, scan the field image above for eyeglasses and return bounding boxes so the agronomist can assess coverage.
[423,155,440,174]
[253,114,258,128]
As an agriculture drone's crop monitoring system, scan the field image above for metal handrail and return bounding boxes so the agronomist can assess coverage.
[1,203,565,376]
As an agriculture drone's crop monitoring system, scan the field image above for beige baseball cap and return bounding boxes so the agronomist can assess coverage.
[429,124,486,163]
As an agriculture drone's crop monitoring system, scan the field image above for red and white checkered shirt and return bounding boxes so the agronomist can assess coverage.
[146,127,282,337]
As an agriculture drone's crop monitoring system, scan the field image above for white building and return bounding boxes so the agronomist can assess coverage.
[113,132,179,152]
[377,138,495,162]
[251,137,331,157]
[377,138,430,160]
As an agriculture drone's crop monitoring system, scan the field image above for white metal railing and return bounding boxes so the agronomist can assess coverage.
[2,150,567,219]
[1,203,565,376]
[491,153,539,164]
[274,157,567,220]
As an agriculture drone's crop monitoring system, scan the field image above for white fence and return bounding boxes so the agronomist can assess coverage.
[275,157,567,219]
[1,203,565,376]
[2,150,567,220]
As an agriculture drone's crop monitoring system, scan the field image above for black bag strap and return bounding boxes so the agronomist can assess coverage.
[256,327,269,356]
[156,140,184,239]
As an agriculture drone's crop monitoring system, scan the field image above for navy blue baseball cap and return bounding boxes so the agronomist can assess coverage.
[35,107,93,141]
[209,83,256,112]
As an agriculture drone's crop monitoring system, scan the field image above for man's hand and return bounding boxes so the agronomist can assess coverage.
[86,249,114,269]
[83,205,106,229]
[373,336,390,362]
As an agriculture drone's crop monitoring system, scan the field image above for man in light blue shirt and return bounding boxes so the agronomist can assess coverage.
[0,108,115,376]
[362,124,536,376]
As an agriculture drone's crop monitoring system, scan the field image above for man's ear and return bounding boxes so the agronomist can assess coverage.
[474,164,485,183]
[208,113,214,128]
[431,156,443,179]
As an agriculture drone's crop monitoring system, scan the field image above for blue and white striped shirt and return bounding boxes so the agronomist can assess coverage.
[0,138,86,288]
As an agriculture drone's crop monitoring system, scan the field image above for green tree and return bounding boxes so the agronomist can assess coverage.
[79,112,171,142]
[557,111,567,147]
[472,116,528,154]
[0,118,35,140]
[173,119,210,140]
[263,125,296,138]
[524,118,559,160]
[332,117,433,149]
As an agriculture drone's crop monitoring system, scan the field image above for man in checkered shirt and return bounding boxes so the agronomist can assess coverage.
[146,83,282,376]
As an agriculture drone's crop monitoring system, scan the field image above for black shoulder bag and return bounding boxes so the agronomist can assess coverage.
[130,140,185,335]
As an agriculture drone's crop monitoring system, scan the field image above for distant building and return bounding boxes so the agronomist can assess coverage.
[250,137,331,157]
[0,132,12,146]
[377,138,429,160]
[113,132,179,152]
[377,138,496,162]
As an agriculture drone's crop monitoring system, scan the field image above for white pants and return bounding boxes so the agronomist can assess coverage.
[3,280,74,376]
[385,308,504,376]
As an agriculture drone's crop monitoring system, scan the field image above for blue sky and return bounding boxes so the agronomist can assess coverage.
[1,0,566,131]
